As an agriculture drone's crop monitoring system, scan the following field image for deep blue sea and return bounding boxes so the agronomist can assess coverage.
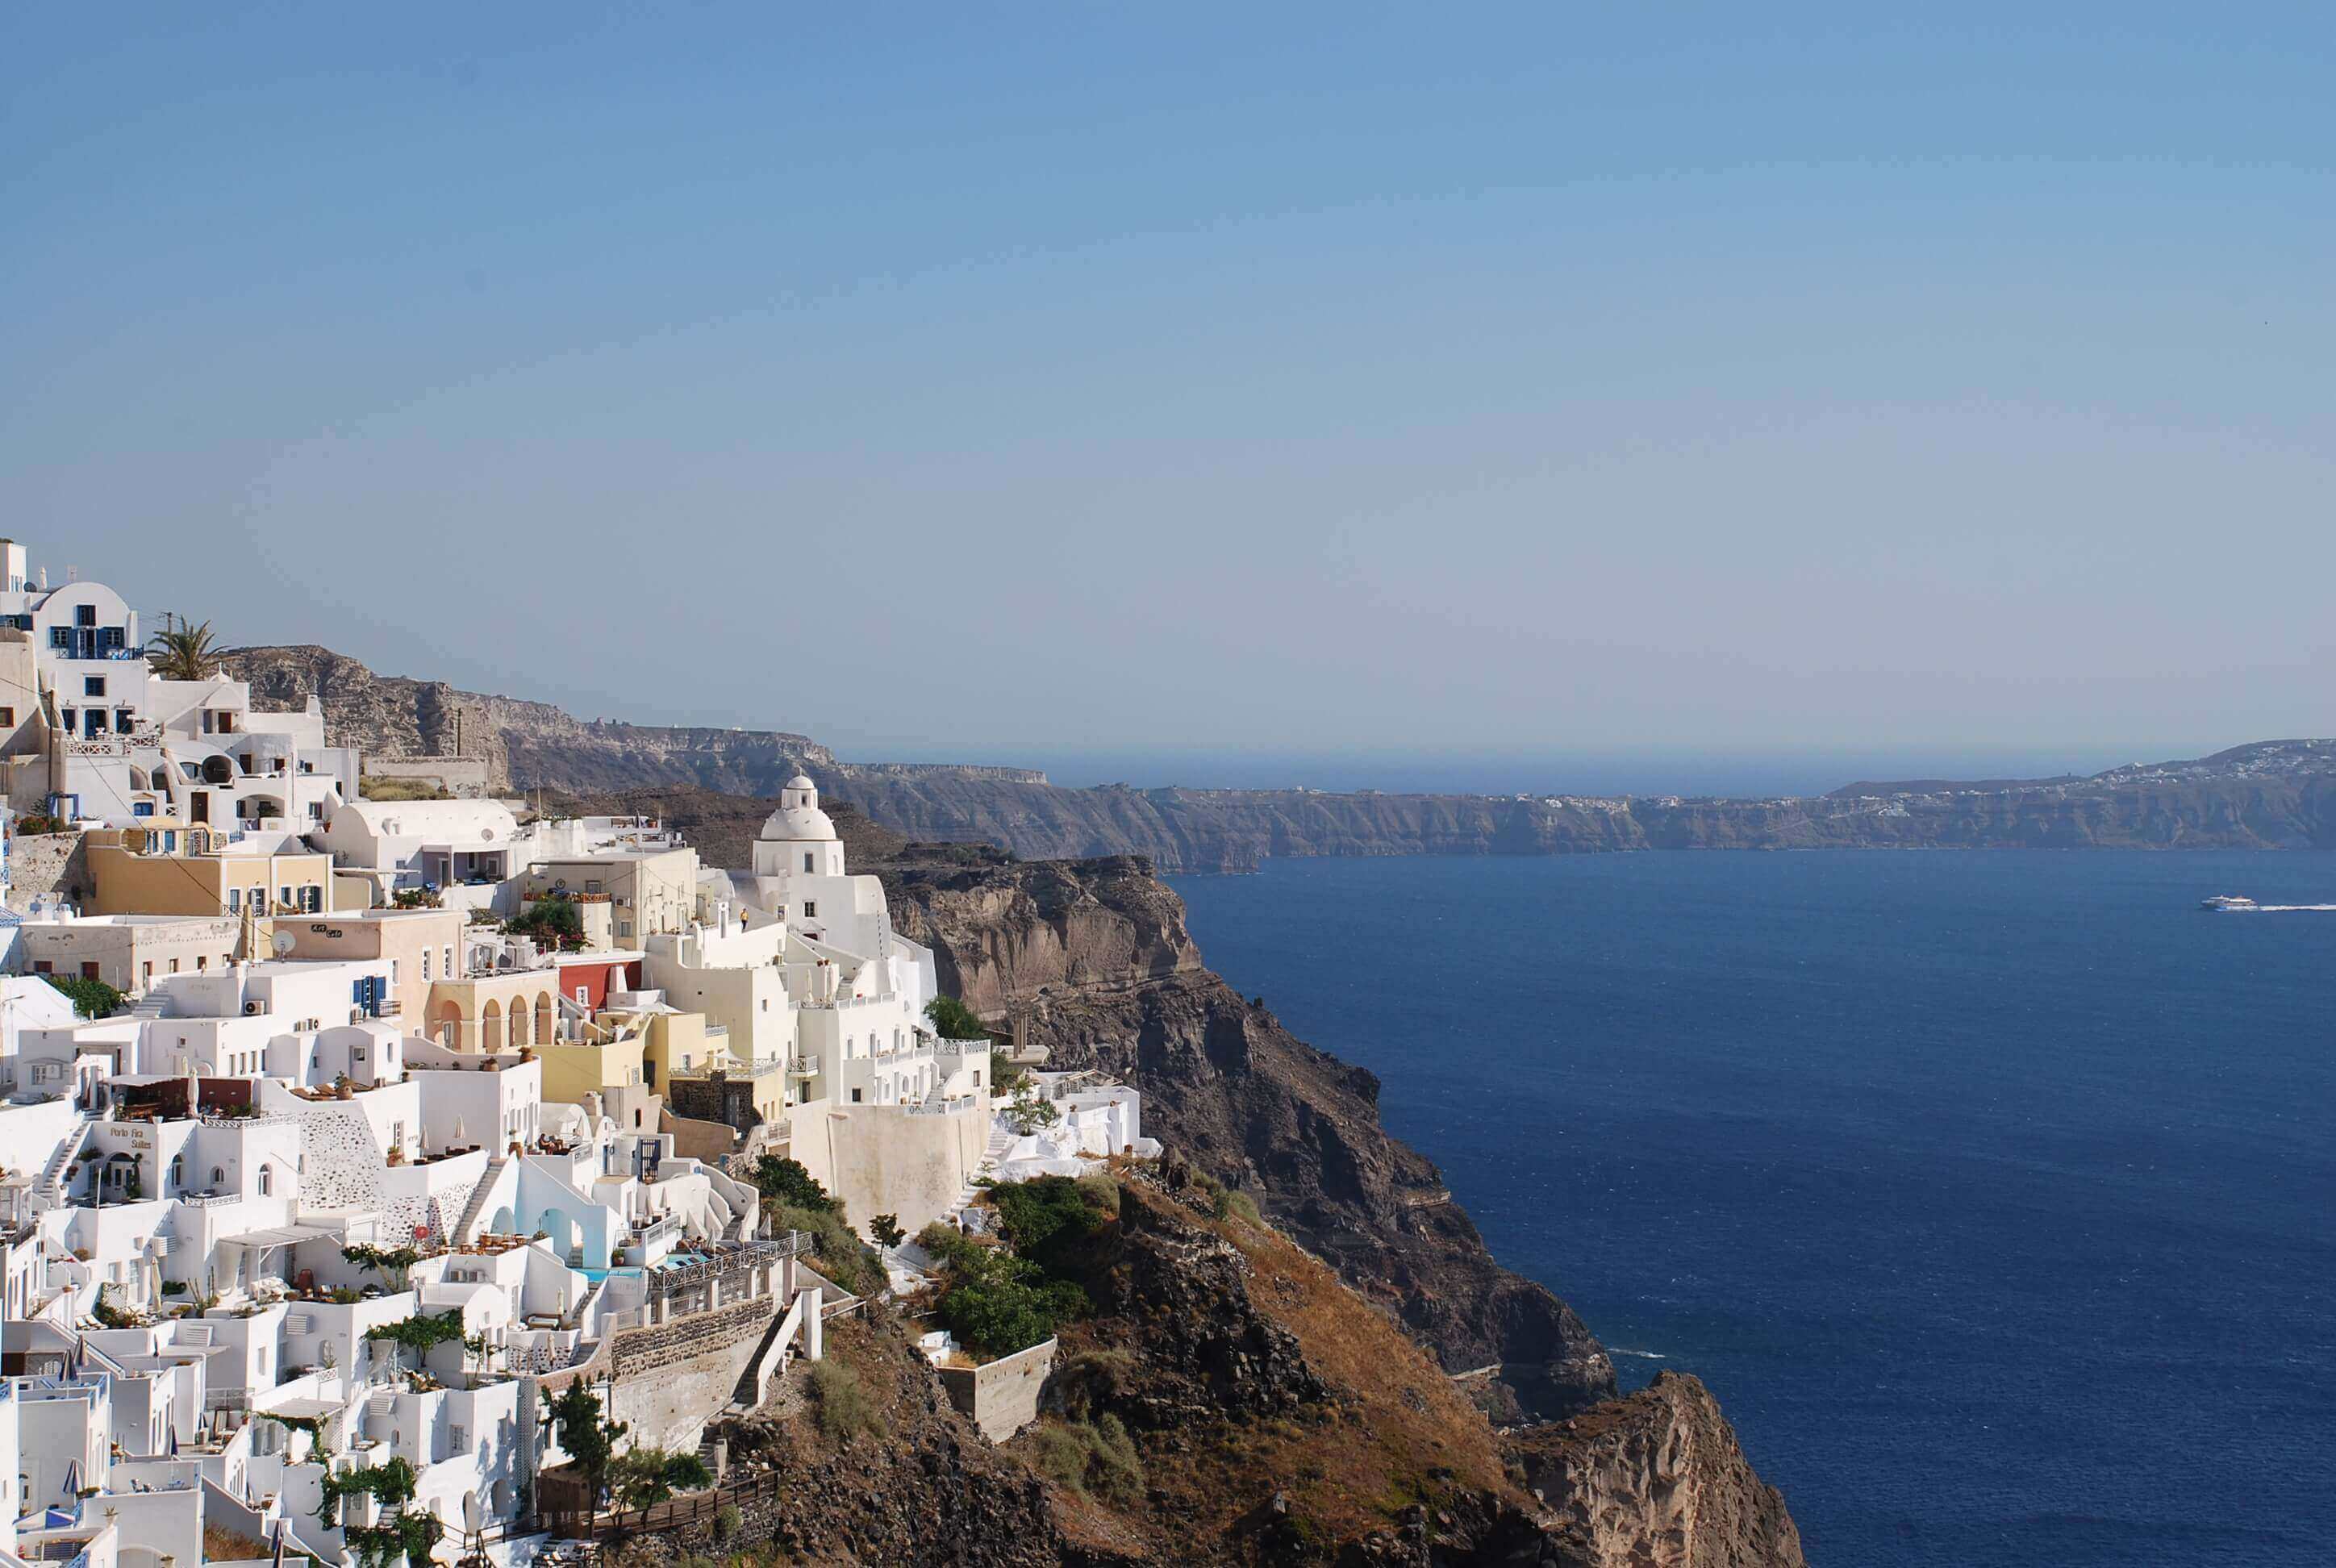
[1170,852,2336,1568]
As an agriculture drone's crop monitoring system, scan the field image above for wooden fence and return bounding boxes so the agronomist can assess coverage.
[543,1466,784,1541]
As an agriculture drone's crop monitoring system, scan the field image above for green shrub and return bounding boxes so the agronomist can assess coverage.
[776,1202,881,1296]
[507,897,586,948]
[607,1445,712,1509]
[990,1174,1113,1276]
[1218,1190,1262,1228]
[711,1504,743,1546]
[753,1156,841,1216]
[937,1263,1085,1362]
[1032,1415,1144,1505]
[1074,1172,1121,1217]
[44,974,123,1019]
[1053,1348,1137,1421]
[807,1358,881,1443]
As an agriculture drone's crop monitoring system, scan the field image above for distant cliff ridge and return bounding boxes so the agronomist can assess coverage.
[227,646,2336,871]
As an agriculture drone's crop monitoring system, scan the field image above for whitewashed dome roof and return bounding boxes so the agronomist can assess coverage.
[760,774,836,842]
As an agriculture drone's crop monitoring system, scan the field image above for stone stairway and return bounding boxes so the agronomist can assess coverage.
[35,1117,92,1207]
[938,1119,1017,1228]
[565,1274,606,1332]
[448,1157,508,1245]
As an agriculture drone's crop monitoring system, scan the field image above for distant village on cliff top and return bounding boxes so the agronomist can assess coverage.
[0,536,1151,1565]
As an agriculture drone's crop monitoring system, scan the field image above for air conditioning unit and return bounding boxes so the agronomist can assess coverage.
[349,1007,365,1024]
[243,1001,264,1016]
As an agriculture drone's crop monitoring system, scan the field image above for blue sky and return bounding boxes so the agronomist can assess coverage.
[4,5,2329,779]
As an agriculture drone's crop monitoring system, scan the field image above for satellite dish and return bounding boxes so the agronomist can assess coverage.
[462,1493,482,1533]
[271,931,298,957]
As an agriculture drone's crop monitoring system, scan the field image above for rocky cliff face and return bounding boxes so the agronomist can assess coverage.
[877,853,1615,1424]
[231,643,2336,870]
[1508,1374,1806,1568]
[224,644,840,796]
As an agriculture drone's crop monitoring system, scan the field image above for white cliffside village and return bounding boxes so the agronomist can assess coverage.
[0,539,1146,1566]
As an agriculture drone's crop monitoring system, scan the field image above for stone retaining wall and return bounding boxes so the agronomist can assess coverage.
[937,1337,1055,1442]
[6,832,88,909]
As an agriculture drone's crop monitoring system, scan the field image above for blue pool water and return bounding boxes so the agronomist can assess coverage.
[1170,852,2335,1567]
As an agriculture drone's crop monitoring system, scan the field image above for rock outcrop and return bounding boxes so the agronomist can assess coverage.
[1509,1373,1806,1568]
[878,853,1616,1423]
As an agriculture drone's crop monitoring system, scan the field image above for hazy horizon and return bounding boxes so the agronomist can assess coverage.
[848,740,2246,799]
[6,6,2330,757]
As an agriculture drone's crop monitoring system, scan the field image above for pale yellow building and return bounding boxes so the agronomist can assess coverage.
[86,826,340,920]
[424,969,562,1053]
[277,905,466,1028]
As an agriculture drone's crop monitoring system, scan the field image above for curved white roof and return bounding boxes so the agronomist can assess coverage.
[327,797,518,842]
[760,774,836,843]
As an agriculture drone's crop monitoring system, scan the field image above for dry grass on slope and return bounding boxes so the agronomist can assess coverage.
[1037,1180,1529,1558]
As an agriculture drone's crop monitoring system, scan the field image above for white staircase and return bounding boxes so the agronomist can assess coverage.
[448,1157,508,1245]
[35,1117,93,1208]
[565,1274,606,1332]
[939,1119,1017,1227]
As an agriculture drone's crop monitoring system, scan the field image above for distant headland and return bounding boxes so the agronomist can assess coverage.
[225,647,2336,873]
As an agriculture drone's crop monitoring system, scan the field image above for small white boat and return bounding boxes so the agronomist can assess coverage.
[2200,895,2259,911]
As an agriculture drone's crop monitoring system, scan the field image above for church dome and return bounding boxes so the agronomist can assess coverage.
[760,773,836,843]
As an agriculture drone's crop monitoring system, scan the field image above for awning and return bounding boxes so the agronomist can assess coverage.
[224,1224,333,1249]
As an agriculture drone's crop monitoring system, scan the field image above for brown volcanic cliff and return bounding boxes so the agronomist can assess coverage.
[1511,1373,1805,1568]
[876,850,1616,1424]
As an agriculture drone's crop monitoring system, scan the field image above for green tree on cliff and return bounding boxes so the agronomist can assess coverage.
[924,995,989,1040]
[547,1382,627,1507]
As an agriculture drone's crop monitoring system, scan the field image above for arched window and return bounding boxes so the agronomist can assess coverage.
[257,1165,273,1196]
[169,1157,183,1191]
[211,1166,225,1186]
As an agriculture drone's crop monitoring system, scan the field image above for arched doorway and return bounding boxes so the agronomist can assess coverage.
[490,1205,516,1236]
[541,1209,574,1261]
[535,992,555,1044]
[434,1001,462,1049]
[480,999,503,1053]
[508,1000,530,1049]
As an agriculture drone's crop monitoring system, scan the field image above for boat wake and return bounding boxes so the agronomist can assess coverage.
[1609,1348,1666,1360]
[2229,904,2336,914]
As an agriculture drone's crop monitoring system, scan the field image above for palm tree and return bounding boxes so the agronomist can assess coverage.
[146,615,225,681]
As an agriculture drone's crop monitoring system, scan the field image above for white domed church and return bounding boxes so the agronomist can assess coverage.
[751,774,846,880]
[737,773,927,1016]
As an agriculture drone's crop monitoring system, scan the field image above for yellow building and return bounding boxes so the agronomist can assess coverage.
[423,970,561,1053]
[86,825,340,920]
[533,1019,647,1106]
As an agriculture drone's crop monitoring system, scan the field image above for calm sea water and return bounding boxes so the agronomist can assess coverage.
[1170,852,2335,1568]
